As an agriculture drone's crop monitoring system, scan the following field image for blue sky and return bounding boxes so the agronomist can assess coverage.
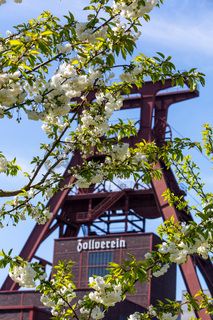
[0,0,212,298]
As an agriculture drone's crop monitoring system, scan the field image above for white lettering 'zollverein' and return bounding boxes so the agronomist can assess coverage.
[77,238,126,253]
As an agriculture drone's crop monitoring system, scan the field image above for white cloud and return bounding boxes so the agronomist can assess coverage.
[138,0,213,58]
[141,16,213,56]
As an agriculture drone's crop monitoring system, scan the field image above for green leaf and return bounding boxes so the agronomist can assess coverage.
[9,39,22,46]
[41,30,53,36]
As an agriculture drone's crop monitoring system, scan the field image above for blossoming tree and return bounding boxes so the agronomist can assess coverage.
[0,0,212,319]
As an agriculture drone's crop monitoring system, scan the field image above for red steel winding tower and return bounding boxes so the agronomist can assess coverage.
[0,79,212,320]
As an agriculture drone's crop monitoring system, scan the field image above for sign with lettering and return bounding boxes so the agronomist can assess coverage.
[77,238,126,252]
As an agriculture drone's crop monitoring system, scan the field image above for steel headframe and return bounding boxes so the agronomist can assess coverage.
[1,80,212,320]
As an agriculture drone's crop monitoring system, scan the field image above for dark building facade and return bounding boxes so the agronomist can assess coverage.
[0,232,176,319]
[53,233,176,308]
[0,83,211,319]
[0,291,51,320]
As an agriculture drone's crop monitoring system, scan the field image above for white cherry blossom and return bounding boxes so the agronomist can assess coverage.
[153,263,170,277]
[0,156,7,173]
[91,306,105,320]
[112,0,157,20]
[161,312,178,320]
[128,312,141,320]
[9,263,36,288]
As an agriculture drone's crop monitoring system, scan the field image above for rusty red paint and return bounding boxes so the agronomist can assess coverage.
[0,81,211,319]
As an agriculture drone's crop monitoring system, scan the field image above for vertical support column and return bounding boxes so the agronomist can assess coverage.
[29,309,35,320]
[151,162,211,320]
[154,99,169,145]
[107,211,110,234]
[140,96,155,141]
[88,198,92,219]
[124,194,129,233]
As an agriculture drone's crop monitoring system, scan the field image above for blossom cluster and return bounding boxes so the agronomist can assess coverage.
[40,281,76,317]
[74,92,123,150]
[74,143,147,189]
[78,277,123,319]
[80,305,105,320]
[51,63,100,101]
[120,63,144,83]
[110,143,130,162]
[9,263,36,288]
[41,114,68,134]
[111,15,142,42]
[65,91,129,167]
[160,313,178,320]
[112,0,158,20]
[0,156,7,173]
[73,144,129,189]
[152,263,170,278]
[10,193,52,224]
[25,62,101,122]
[144,252,170,279]
[75,171,104,188]
[75,22,107,43]
[96,92,124,118]
[30,207,52,225]
[79,109,109,139]
[158,223,211,264]
[128,312,141,320]
[128,309,178,320]
[56,43,72,54]
[0,72,25,114]
[88,276,122,307]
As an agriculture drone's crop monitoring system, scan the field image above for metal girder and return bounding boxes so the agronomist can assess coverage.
[151,161,212,320]
[194,256,213,295]
[62,189,160,222]
[76,190,125,222]
[1,153,81,291]
[1,80,211,320]
[154,90,199,145]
